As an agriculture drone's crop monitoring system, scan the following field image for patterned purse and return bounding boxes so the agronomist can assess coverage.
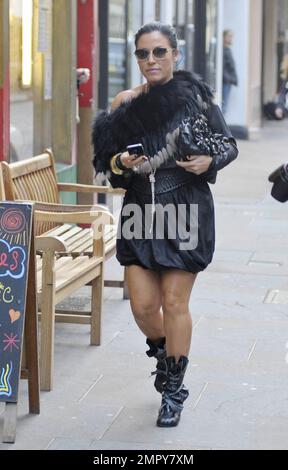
[178,114,230,161]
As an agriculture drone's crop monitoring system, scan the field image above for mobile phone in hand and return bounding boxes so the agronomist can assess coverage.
[126,143,145,159]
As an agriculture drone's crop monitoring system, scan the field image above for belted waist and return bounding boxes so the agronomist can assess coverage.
[130,167,197,195]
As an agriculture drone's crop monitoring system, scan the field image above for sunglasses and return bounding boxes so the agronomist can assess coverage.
[134,47,174,61]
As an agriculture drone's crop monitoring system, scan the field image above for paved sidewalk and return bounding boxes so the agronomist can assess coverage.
[1,119,288,450]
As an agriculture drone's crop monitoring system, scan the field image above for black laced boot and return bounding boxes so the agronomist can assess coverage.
[146,337,166,393]
[156,356,189,428]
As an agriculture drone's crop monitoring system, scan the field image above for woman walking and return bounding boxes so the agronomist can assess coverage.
[92,22,238,427]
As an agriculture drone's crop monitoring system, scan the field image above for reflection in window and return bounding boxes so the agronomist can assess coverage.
[173,0,194,72]
[187,0,194,23]
[10,0,34,162]
[206,0,217,90]
[277,0,288,91]
[109,0,128,103]
[155,0,161,21]
[173,0,186,40]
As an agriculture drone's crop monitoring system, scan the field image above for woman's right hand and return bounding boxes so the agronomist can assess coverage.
[120,151,148,169]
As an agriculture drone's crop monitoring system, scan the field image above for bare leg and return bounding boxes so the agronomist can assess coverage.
[125,265,165,341]
[161,269,197,361]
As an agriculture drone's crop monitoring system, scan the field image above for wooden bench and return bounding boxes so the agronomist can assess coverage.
[1,149,126,286]
[0,150,126,391]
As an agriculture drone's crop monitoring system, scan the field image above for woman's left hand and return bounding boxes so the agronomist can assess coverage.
[176,155,213,175]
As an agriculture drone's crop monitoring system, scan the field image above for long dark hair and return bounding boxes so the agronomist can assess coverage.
[135,22,178,49]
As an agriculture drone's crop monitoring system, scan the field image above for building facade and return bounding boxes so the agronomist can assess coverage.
[222,0,288,137]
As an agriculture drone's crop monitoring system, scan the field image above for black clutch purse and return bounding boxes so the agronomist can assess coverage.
[178,114,230,161]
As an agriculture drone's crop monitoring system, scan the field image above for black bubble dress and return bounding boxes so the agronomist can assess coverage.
[92,71,238,273]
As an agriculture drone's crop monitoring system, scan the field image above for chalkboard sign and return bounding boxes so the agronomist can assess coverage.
[0,202,33,403]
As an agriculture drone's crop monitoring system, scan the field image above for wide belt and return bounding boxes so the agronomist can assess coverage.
[130,167,198,195]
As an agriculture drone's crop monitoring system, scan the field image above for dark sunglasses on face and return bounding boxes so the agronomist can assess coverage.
[134,47,174,61]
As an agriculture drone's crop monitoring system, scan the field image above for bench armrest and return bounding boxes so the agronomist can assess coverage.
[36,235,68,252]
[16,200,108,213]
[35,208,114,226]
[57,183,125,196]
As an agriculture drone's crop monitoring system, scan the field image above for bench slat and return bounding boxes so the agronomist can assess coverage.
[63,227,90,246]
[65,230,92,252]
[54,225,83,242]
[43,224,75,237]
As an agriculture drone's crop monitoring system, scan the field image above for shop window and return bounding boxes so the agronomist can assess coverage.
[109,0,129,103]
[10,0,34,162]
[206,0,218,90]
[277,0,288,92]
[173,0,194,71]
[155,0,161,21]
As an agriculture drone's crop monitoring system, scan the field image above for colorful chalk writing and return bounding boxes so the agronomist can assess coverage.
[0,208,27,246]
[0,362,12,397]
[9,309,21,323]
[0,283,14,304]
[0,239,26,279]
[0,203,32,403]
[3,333,20,352]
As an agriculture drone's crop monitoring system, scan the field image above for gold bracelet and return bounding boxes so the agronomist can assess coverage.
[110,153,123,175]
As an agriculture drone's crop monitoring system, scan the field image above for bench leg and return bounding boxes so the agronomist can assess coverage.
[40,251,56,391]
[90,265,104,346]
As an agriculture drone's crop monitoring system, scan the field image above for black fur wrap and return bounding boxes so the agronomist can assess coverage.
[91,70,214,183]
